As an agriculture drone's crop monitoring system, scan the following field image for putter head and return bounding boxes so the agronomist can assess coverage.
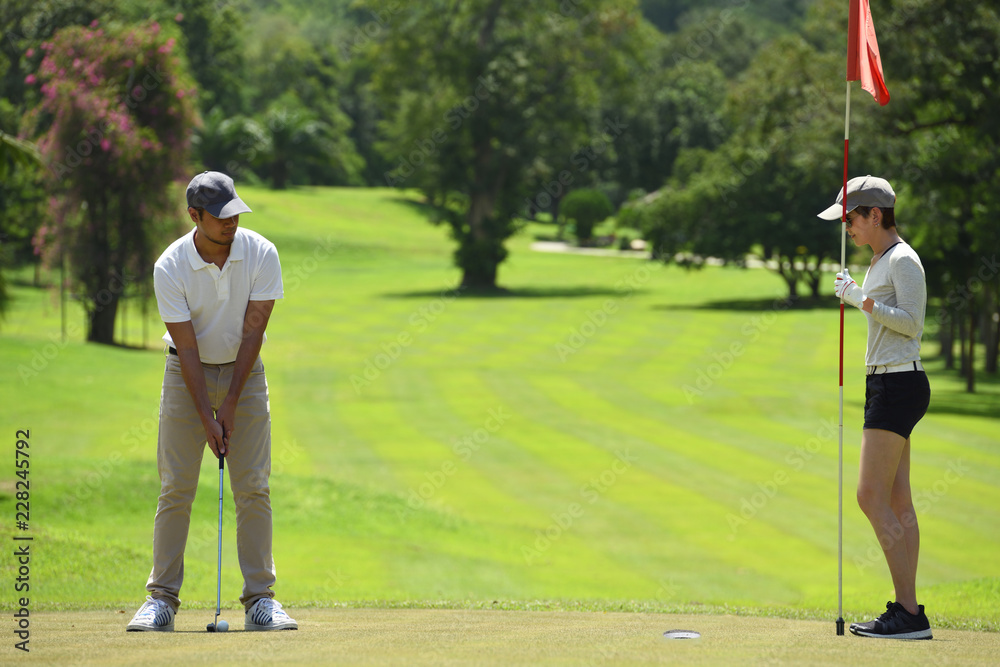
[207,623,216,632]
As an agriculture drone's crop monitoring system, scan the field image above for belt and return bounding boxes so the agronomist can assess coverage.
[867,360,923,375]
[167,347,236,365]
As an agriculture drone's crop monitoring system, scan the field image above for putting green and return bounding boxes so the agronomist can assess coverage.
[23,609,1000,665]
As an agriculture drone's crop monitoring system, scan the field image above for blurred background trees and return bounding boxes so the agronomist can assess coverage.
[363,0,649,288]
[27,19,198,343]
[1,0,997,386]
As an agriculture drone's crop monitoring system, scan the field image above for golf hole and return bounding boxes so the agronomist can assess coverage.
[663,629,701,640]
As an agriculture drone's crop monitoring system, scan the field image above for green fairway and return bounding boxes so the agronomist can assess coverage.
[1,186,998,640]
[19,609,1000,666]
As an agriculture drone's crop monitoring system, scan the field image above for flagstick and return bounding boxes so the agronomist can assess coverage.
[837,79,851,638]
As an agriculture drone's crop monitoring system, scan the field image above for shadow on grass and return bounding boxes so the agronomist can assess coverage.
[381,285,646,299]
[653,295,840,312]
[8,276,53,289]
[925,378,1000,420]
[388,196,443,223]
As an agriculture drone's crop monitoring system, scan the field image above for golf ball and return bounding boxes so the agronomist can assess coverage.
[217,620,229,632]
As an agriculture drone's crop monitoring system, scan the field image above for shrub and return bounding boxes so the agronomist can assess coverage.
[561,188,614,244]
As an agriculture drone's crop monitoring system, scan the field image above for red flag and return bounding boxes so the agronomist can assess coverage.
[847,0,890,105]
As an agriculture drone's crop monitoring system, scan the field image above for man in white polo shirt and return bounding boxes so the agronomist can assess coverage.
[127,171,296,632]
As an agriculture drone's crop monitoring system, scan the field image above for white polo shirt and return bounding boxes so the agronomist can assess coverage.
[153,228,283,364]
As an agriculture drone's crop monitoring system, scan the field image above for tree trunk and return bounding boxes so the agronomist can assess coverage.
[457,201,503,291]
[982,282,998,374]
[460,262,498,290]
[994,307,1000,375]
[786,274,799,301]
[272,159,288,190]
[456,135,508,290]
[966,307,976,393]
[552,193,565,240]
[87,292,120,344]
[807,265,821,299]
[958,310,968,375]
[775,259,799,302]
[940,305,954,369]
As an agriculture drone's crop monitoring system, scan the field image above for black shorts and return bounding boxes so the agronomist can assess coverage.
[864,371,931,439]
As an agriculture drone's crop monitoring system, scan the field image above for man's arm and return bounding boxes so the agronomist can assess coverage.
[215,299,275,447]
[164,320,227,457]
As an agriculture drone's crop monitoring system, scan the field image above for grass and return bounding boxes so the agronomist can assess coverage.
[20,609,1000,666]
[1,186,998,651]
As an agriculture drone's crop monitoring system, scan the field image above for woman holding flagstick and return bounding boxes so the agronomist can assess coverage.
[819,176,933,640]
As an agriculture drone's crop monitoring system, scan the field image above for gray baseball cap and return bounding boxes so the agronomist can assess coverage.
[186,171,252,219]
[817,175,895,220]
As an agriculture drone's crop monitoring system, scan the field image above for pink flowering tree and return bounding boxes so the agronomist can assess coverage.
[30,20,198,344]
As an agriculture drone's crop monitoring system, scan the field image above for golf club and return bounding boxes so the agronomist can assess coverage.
[206,454,228,633]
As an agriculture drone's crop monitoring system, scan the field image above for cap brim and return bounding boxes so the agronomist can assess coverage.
[817,202,855,220]
[206,198,252,219]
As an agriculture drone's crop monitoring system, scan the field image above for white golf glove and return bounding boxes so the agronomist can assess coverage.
[834,269,865,308]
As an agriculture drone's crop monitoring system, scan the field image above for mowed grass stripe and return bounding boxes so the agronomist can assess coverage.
[391,369,589,512]
[375,374,662,599]
[410,366,699,597]
[920,410,1000,458]
[381,370,549,530]
[907,434,1000,514]
[422,368,761,600]
[573,375,857,561]
[340,365,615,594]
[472,371,825,605]
[570,373,999,602]
[4,338,164,460]
[532,373,830,510]
[494,369,817,519]
[522,375,842,581]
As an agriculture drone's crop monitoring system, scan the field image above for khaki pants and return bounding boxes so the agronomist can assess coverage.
[146,354,275,612]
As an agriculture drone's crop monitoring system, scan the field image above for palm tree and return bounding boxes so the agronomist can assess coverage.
[0,130,41,178]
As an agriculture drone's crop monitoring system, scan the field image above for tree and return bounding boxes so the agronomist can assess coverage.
[169,0,248,117]
[105,0,250,117]
[607,56,728,198]
[560,188,614,245]
[0,130,42,323]
[0,128,42,321]
[241,13,364,187]
[1,0,111,109]
[253,91,364,189]
[364,0,648,289]
[640,0,812,37]
[0,129,40,177]
[1,0,113,289]
[29,19,198,344]
[640,34,847,300]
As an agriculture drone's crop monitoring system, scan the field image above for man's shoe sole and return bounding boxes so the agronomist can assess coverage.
[850,626,932,640]
[126,624,174,632]
[244,623,297,631]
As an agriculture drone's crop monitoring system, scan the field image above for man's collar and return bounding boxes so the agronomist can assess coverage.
[184,228,244,270]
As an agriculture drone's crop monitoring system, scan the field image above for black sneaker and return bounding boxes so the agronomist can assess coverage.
[850,601,932,640]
